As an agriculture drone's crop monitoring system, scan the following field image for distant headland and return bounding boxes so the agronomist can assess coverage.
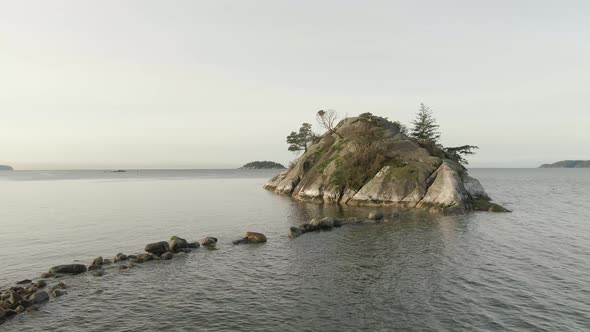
[240,161,286,169]
[0,165,13,171]
[540,160,590,168]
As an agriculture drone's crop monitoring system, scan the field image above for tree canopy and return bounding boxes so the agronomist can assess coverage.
[286,123,315,153]
[410,103,440,144]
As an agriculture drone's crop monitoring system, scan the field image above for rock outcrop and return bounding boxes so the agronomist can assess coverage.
[540,160,590,168]
[264,114,507,214]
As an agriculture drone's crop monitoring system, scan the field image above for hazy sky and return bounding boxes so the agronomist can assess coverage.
[1,0,589,169]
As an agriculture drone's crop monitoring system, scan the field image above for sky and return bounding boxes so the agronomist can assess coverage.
[1,0,589,169]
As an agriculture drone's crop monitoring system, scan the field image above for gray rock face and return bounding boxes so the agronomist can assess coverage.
[264,116,507,213]
[168,236,188,253]
[49,264,87,275]
[29,291,49,304]
[114,253,128,262]
[145,241,169,255]
[288,227,304,239]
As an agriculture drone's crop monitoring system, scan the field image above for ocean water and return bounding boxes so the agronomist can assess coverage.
[0,169,589,331]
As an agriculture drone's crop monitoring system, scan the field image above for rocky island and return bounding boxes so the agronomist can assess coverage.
[265,113,508,214]
[240,161,286,169]
[0,165,13,171]
[540,160,590,168]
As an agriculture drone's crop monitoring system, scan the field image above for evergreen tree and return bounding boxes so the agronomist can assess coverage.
[410,103,440,144]
[286,123,315,153]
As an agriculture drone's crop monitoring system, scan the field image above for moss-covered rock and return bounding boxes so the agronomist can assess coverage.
[264,115,507,214]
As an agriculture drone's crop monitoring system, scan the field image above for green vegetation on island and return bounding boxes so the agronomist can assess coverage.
[540,160,590,168]
[241,161,286,169]
[265,104,508,214]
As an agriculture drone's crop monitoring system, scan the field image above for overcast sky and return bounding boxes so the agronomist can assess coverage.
[1,0,589,169]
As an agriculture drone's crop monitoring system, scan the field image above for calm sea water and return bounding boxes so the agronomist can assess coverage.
[0,169,589,331]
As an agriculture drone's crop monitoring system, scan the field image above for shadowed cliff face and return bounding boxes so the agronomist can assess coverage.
[265,116,506,214]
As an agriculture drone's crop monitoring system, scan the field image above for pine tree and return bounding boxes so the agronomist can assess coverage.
[410,103,440,144]
[286,123,315,153]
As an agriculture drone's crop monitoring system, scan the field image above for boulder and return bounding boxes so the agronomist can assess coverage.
[119,265,128,271]
[88,265,103,271]
[200,237,218,246]
[288,227,304,239]
[102,258,113,265]
[0,307,5,319]
[16,279,32,285]
[246,232,267,243]
[5,309,17,318]
[52,289,67,298]
[91,269,105,277]
[114,253,128,262]
[187,242,201,249]
[168,236,189,253]
[29,291,49,304]
[7,292,22,305]
[40,272,54,279]
[319,217,335,229]
[368,211,384,220]
[49,264,87,275]
[302,223,319,232]
[131,257,145,264]
[138,253,153,261]
[91,256,103,266]
[161,252,174,260]
[35,280,47,289]
[15,305,25,314]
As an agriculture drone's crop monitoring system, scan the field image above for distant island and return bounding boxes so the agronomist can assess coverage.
[0,165,13,171]
[240,161,286,169]
[540,160,590,168]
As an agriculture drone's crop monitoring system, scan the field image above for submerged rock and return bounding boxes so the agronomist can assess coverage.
[29,291,49,304]
[49,264,87,275]
[40,272,54,279]
[161,252,174,260]
[15,305,25,314]
[16,279,32,285]
[200,237,217,246]
[52,289,67,298]
[368,211,384,220]
[91,256,103,266]
[246,232,267,243]
[35,280,47,289]
[187,242,201,249]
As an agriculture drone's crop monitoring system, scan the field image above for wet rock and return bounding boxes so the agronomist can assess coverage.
[345,217,363,224]
[40,272,54,279]
[168,236,189,253]
[114,253,128,262]
[16,279,32,285]
[5,309,17,318]
[145,241,169,255]
[88,265,103,271]
[35,280,47,289]
[26,305,39,312]
[51,282,67,291]
[91,269,105,277]
[127,255,138,259]
[245,232,267,243]
[118,265,128,271]
[288,227,304,239]
[302,223,319,232]
[138,253,153,261]
[200,237,217,246]
[131,257,145,264]
[15,305,25,314]
[7,292,22,305]
[0,307,5,319]
[368,211,384,220]
[49,264,87,275]
[319,217,335,229]
[102,259,113,265]
[92,256,103,266]
[161,252,174,260]
[187,241,201,249]
[181,248,192,253]
[232,237,249,245]
[52,289,66,298]
[334,219,343,227]
[29,291,49,304]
